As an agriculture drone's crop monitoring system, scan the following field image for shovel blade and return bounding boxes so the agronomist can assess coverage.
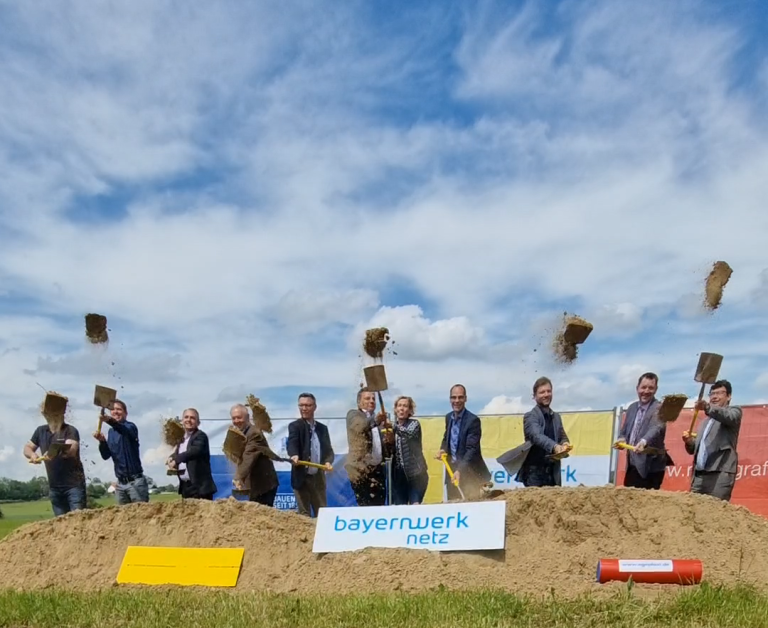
[93,385,117,408]
[694,352,723,384]
[363,364,388,392]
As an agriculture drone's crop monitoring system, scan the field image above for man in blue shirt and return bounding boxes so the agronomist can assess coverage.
[93,399,149,504]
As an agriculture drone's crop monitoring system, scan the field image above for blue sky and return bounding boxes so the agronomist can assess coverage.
[0,0,767,481]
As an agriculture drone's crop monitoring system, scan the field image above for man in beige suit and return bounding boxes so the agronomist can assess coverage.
[682,379,741,502]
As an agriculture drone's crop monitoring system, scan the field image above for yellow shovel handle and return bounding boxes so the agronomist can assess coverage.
[440,454,459,486]
[297,460,332,471]
[616,442,636,452]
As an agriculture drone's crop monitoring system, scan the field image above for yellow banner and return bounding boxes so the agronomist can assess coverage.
[416,411,615,503]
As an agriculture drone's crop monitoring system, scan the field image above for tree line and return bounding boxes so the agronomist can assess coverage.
[0,476,176,503]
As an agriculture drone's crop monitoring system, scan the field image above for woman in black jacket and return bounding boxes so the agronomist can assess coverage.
[391,396,429,505]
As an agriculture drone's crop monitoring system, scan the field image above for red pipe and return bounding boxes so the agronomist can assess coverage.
[596,559,702,585]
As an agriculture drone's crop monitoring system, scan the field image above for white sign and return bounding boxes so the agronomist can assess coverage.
[618,560,673,572]
[312,501,506,553]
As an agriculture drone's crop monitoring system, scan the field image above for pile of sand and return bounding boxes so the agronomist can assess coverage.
[2,487,767,597]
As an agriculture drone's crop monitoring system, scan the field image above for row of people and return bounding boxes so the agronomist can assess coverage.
[23,372,741,518]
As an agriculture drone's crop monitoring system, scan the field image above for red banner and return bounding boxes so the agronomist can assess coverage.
[615,405,768,517]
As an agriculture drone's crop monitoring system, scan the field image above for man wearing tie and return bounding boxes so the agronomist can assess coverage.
[287,392,334,517]
[683,380,741,501]
[615,372,671,490]
[436,384,490,499]
[345,387,387,506]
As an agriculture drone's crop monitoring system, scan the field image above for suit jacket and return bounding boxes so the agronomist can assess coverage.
[619,399,673,478]
[234,427,279,498]
[287,418,334,490]
[517,405,569,486]
[439,410,491,484]
[171,429,217,498]
[345,408,385,474]
[685,405,741,477]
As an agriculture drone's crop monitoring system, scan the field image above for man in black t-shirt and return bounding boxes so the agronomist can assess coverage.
[24,421,87,516]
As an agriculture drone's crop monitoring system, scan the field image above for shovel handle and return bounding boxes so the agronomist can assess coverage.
[440,454,465,498]
[615,442,665,456]
[296,460,332,471]
[688,382,706,433]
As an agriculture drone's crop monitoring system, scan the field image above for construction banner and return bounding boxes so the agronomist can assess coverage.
[203,410,616,509]
[614,405,768,517]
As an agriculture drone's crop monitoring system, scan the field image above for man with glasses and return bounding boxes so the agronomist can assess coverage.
[287,393,334,517]
[683,379,742,501]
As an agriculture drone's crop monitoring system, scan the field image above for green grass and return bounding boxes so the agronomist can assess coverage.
[0,493,179,539]
[0,584,767,627]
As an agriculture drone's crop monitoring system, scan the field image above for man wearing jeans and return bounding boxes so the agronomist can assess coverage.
[94,399,149,504]
[24,419,86,516]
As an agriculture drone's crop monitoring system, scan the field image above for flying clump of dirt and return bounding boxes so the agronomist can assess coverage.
[363,327,390,359]
[704,261,733,311]
[84,313,109,344]
[246,395,272,434]
[552,314,593,364]
[161,416,185,448]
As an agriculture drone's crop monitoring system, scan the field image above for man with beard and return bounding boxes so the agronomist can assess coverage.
[615,372,671,490]
[345,387,387,506]
[516,377,571,487]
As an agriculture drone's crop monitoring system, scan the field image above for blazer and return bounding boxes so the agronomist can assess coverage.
[234,427,279,498]
[685,405,741,477]
[393,418,428,482]
[171,429,217,498]
[439,410,491,484]
[619,399,673,478]
[345,408,385,474]
[517,405,569,486]
[287,418,335,490]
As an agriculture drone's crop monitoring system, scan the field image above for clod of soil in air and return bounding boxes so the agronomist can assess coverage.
[552,314,593,364]
[4,488,768,598]
[657,394,688,423]
[246,395,272,434]
[161,417,185,447]
[704,261,733,311]
[363,327,390,359]
[84,313,109,344]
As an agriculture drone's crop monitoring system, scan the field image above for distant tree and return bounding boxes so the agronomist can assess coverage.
[0,505,4,519]
[145,476,157,489]
[86,495,103,509]
[87,483,107,499]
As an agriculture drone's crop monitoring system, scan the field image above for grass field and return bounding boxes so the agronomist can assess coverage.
[0,584,767,627]
[0,493,179,540]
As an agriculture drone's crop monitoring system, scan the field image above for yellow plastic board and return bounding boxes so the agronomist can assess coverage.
[116,546,244,587]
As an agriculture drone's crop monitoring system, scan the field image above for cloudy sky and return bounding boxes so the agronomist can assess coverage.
[1,0,767,483]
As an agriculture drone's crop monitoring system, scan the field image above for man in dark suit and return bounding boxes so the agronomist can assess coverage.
[230,403,280,507]
[345,387,387,506]
[287,392,334,517]
[615,372,671,490]
[683,379,741,501]
[517,377,570,487]
[168,408,217,500]
[436,384,491,500]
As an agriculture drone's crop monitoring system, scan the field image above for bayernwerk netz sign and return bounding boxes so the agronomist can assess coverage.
[312,500,506,553]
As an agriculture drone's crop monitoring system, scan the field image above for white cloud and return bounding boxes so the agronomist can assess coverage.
[355,305,486,361]
[269,289,379,333]
[480,395,528,415]
[0,446,14,463]
[755,373,768,388]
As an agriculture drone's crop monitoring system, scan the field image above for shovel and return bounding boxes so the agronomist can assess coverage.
[93,384,117,434]
[614,442,667,456]
[440,453,466,500]
[547,443,573,461]
[687,352,723,436]
[274,456,332,471]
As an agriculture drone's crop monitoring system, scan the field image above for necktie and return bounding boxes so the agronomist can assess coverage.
[696,419,715,470]
[629,407,646,445]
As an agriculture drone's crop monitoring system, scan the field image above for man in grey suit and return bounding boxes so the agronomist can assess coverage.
[516,377,570,487]
[615,372,672,490]
[345,387,387,506]
[683,379,741,502]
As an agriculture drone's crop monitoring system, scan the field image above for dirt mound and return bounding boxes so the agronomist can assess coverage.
[704,261,732,310]
[2,488,768,597]
[552,314,593,364]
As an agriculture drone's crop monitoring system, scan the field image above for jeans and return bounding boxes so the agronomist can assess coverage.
[521,465,558,487]
[294,472,327,517]
[49,486,86,517]
[116,475,150,504]
[393,468,428,505]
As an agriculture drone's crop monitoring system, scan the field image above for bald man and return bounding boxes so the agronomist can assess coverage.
[231,404,280,507]
[168,408,217,500]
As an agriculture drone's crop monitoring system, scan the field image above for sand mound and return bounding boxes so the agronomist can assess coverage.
[1,488,767,597]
